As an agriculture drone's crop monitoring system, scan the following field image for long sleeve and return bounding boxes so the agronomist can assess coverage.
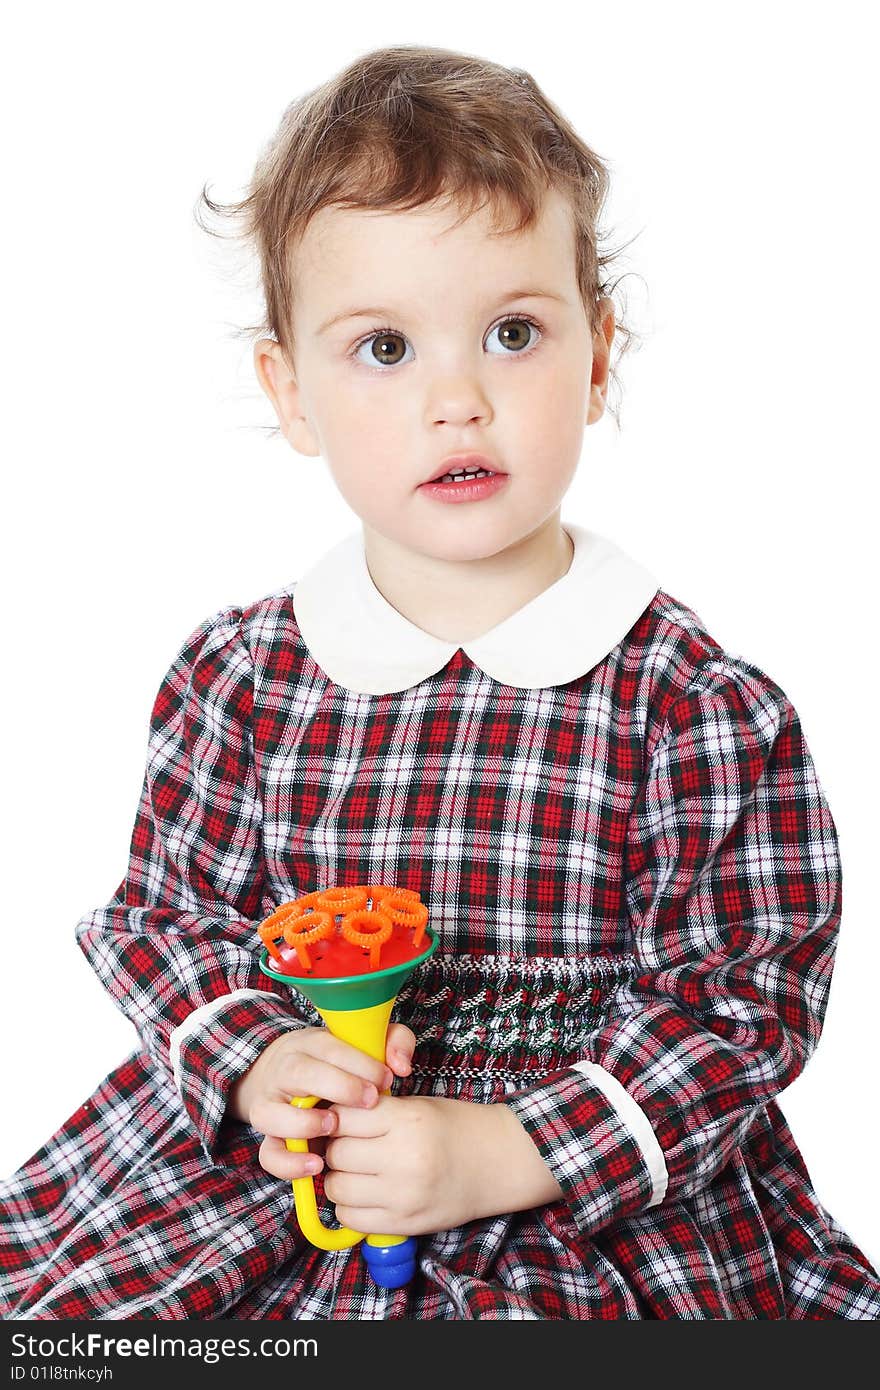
[505,653,842,1236]
[75,607,310,1161]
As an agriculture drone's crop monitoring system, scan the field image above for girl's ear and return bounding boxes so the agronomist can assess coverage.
[586,297,616,426]
[253,337,321,456]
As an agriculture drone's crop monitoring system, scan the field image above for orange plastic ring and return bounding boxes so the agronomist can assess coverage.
[315,885,369,917]
[258,901,305,961]
[370,885,421,905]
[291,889,327,913]
[378,893,430,947]
[281,909,334,970]
[340,907,393,970]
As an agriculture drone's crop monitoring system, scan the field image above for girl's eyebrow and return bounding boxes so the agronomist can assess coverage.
[316,288,569,337]
[317,305,395,336]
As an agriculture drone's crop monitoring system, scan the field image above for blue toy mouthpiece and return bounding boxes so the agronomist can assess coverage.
[362,1237,419,1289]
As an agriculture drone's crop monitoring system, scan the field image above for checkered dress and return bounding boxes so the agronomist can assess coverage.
[2,582,878,1320]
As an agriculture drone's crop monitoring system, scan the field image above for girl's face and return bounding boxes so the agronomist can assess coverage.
[256,188,613,566]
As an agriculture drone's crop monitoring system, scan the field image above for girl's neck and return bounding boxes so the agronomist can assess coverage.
[361,514,575,643]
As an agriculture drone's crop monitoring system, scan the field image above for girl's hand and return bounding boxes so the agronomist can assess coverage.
[320,1094,563,1235]
[228,1022,417,1182]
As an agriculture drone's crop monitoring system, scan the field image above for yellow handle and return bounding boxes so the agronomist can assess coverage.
[285,997,406,1255]
[287,1095,406,1253]
[287,1094,365,1250]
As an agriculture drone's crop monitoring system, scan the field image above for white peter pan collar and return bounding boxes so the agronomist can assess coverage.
[292,521,660,695]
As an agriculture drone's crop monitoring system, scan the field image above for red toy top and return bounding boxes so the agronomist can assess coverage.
[257,885,429,979]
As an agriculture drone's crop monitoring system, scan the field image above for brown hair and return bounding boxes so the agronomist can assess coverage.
[196,44,644,429]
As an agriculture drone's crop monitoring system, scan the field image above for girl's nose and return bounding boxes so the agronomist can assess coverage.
[426,374,493,429]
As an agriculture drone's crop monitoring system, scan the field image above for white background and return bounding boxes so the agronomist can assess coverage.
[3,2,877,1271]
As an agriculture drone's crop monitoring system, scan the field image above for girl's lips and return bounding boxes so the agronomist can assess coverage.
[418,472,509,503]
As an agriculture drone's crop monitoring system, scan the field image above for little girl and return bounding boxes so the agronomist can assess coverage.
[2,44,879,1321]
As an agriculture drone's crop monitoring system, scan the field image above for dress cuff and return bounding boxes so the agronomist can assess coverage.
[169,988,305,1160]
[504,1061,667,1236]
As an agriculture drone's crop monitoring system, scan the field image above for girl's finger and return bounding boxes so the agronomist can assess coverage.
[278,1055,389,1109]
[327,1101,390,1139]
[322,1168,385,1210]
[323,1134,382,1174]
[386,1023,416,1075]
[249,1097,338,1142]
[307,1033,395,1091]
[259,1134,325,1182]
[386,1047,412,1076]
[387,1022,416,1053]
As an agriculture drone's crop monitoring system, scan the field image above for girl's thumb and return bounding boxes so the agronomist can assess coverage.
[387,1024,416,1073]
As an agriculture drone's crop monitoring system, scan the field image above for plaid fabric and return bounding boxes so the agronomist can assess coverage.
[1,585,878,1320]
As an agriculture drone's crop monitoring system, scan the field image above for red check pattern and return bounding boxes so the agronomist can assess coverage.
[1,584,878,1320]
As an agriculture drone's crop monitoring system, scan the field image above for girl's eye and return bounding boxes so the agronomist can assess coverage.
[485,317,541,355]
[353,331,413,368]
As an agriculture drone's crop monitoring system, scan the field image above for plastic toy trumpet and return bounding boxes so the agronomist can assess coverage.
[257,884,438,1289]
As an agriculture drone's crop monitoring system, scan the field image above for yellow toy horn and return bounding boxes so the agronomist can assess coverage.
[258,886,438,1289]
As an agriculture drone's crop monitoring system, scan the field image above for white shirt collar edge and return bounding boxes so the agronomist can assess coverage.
[293,521,659,695]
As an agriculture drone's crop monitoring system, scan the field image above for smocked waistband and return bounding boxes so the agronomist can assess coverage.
[395,950,636,1057]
